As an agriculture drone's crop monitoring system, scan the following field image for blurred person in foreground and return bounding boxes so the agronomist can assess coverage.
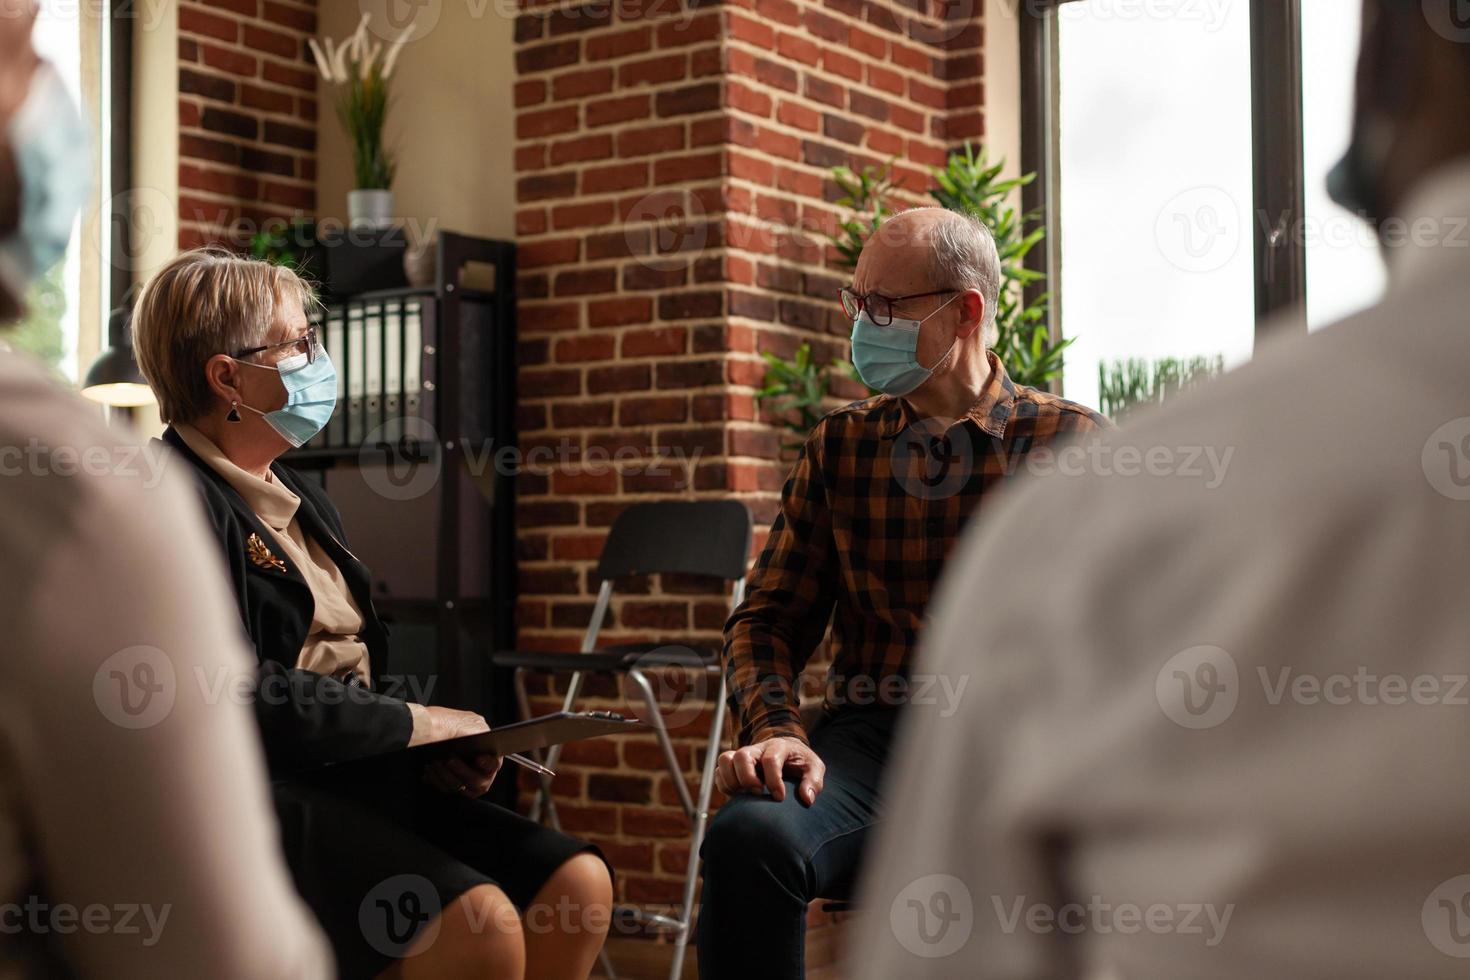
[131,247,612,980]
[0,7,331,978]
[852,3,1470,978]
[698,207,1107,979]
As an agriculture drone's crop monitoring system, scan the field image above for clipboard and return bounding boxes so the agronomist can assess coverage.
[414,711,645,760]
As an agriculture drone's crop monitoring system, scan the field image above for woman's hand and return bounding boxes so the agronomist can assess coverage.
[424,705,490,742]
[424,753,502,798]
[419,707,502,797]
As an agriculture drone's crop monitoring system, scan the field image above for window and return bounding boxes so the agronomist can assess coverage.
[1300,0,1383,330]
[1026,0,1385,408]
[16,4,85,379]
[1053,1,1256,410]
[13,0,126,383]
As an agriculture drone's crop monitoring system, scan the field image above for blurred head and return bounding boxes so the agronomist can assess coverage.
[1333,0,1470,223]
[0,6,86,325]
[133,248,317,454]
[848,208,1000,397]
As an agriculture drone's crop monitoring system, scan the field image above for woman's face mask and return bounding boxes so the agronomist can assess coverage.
[849,293,960,397]
[0,62,93,301]
[233,345,338,448]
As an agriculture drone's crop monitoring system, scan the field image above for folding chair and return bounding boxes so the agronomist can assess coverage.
[491,500,752,980]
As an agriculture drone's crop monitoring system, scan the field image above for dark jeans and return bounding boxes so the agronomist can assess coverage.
[696,707,899,980]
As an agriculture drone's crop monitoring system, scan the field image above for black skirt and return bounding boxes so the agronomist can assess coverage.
[273,761,605,980]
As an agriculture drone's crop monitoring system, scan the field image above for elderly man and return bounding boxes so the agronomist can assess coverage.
[851,3,1470,979]
[696,207,1106,979]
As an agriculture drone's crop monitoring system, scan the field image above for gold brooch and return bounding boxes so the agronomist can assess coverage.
[246,533,286,573]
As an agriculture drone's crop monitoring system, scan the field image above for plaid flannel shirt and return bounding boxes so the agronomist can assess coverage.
[723,351,1109,745]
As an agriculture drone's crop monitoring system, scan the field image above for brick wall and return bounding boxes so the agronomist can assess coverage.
[512,0,984,922]
[175,0,318,250]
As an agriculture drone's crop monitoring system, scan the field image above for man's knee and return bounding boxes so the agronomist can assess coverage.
[700,788,809,885]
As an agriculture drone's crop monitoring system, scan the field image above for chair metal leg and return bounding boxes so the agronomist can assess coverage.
[668,675,727,980]
[520,663,591,827]
[664,584,740,980]
[543,578,608,777]
[511,577,742,980]
[626,668,696,820]
[515,666,563,827]
[517,665,617,979]
[538,668,587,829]
[542,667,586,776]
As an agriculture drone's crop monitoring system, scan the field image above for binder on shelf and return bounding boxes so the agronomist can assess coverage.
[311,292,442,452]
[346,303,365,447]
[364,300,384,442]
[404,295,436,436]
[383,298,404,441]
[324,306,347,448]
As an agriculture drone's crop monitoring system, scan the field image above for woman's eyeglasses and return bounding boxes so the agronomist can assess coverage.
[233,325,319,364]
[839,287,958,327]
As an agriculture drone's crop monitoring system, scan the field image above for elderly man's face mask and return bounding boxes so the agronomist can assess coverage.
[846,292,961,396]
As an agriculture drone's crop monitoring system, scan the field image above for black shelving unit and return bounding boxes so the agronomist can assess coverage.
[284,231,517,720]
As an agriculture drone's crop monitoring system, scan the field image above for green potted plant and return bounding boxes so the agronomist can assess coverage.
[1097,355,1224,421]
[308,16,408,229]
[248,217,311,268]
[755,343,868,451]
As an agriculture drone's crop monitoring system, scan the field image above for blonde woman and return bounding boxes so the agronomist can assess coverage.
[133,248,612,980]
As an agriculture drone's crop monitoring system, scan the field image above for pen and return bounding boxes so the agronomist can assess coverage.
[506,753,555,777]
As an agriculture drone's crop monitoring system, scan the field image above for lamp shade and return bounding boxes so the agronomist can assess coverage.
[81,345,153,406]
[82,306,154,408]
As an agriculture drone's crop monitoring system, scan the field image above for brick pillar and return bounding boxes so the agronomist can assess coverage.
[176,0,319,249]
[513,0,983,914]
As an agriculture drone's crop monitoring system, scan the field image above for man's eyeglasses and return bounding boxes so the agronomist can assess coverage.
[839,287,958,327]
[233,325,319,364]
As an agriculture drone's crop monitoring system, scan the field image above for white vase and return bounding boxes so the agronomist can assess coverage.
[348,188,394,229]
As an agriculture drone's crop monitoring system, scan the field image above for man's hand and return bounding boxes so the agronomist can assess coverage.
[714,736,825,807]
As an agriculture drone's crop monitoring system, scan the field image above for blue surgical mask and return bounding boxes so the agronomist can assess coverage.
[0,63,93,300]
[849,294,960,396]
[236,346,338,448]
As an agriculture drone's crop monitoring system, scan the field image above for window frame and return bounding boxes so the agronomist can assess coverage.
[1250,0,1307,332]
[105,0,133,317]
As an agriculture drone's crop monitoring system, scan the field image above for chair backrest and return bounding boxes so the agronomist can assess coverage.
[595,500,752,583]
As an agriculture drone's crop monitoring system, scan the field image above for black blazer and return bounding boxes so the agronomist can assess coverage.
[159,426,413,773]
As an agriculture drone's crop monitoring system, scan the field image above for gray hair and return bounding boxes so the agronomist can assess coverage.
[924,209,1002,347]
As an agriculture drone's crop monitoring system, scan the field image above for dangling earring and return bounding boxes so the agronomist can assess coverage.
[227,400,242,423]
